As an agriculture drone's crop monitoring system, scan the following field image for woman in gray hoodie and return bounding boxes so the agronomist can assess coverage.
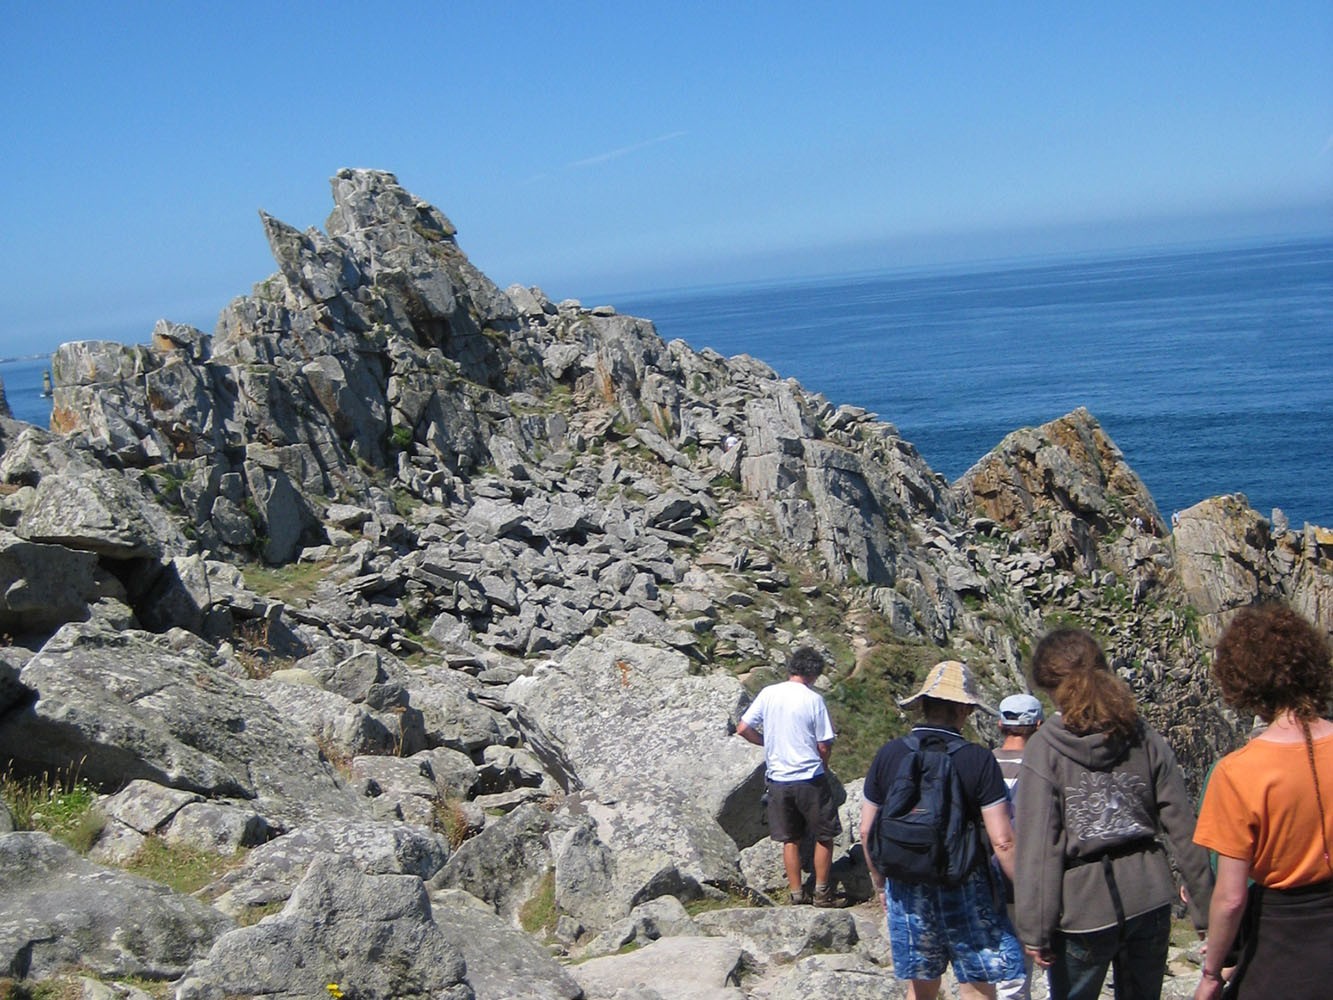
[1014,629,1214,1000]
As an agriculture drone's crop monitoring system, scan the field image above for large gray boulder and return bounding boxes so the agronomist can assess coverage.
[49,342,164,464]
[580,895,700,958]
[410,672,519,753]
[0,533,104,633]
[506,636,765,848]
[207,818,450,918]
[430,803,561,924]
[1173,495,1277,642]
[15,466,186,559]
[0,622,359,829]
[503,637,764,919]
[549,788,748,928]
[764,955,907,1000]
[0,832,231,980]
[735,383,946,588]
[1172,495,1333,645]
[177,854,472,1000]
[135,554,261,639]
[431,888,583,1000]
[256,677,400,759]
[690,905,861,966]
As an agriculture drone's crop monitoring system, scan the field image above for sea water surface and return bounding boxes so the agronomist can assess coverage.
[0,356,56,427]
[613,238,1333,528]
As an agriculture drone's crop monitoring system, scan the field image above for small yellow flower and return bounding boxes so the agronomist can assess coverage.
[326,984,344,999]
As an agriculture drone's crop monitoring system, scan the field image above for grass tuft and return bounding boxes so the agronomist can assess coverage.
[518,869,558,936]
[0,974,171,1000]
[1,762,104,854]
[242,560,331,606]
[683,886,755,916]
[121,837,246,896]
[432,797,472,850]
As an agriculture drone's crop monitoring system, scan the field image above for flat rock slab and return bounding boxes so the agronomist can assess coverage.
[570,935,746,1000]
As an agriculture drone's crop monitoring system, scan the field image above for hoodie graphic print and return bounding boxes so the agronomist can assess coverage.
[1063,771,1154,845]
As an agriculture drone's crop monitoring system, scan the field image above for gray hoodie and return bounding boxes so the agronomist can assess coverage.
[1013,715,1213,948]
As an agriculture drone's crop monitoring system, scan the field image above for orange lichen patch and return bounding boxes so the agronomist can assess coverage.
[50,404,81,434]
[594,357,616,405]
[615,659,631,687]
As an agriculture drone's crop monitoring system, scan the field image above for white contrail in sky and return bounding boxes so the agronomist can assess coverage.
[568,131,688,169]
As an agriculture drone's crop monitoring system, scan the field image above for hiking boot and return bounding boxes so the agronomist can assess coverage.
[812,885,849,908]
[788,888,811,905]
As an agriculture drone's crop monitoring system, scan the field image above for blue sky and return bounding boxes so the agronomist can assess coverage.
[3,2,1330,355]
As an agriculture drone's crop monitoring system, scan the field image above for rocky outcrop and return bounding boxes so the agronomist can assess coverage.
[0,169,1324,998]
[954,406,1167,578]
[1174,494,1333,643]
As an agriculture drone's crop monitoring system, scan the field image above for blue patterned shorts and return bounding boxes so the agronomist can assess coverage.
[885,866,1025,983]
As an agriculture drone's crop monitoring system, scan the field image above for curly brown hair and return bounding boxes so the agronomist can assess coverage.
[1212,604,1332,723]
[1031,628,1140,741]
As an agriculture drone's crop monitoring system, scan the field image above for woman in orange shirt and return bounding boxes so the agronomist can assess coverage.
[1192,604,1333,999]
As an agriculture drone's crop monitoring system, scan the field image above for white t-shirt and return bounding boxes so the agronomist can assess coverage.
[740,680,835,781]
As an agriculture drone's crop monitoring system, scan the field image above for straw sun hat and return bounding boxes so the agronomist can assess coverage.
[897,660,998,716]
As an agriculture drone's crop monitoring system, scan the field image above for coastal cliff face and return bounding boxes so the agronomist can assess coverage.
[2,169,1330,999]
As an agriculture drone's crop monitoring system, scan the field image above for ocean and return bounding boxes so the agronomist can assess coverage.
[614,237,1333,529]
[0,356,56,427]
[3,237,1329,526]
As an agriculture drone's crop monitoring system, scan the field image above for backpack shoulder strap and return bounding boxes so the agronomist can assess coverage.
[940,739,984,821]
[882,735,926,812]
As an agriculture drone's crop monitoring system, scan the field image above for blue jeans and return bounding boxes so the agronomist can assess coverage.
[1048,905,1170,1000]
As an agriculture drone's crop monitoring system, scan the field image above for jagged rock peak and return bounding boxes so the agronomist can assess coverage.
[956,406,1163,535]
[326,167,458,241]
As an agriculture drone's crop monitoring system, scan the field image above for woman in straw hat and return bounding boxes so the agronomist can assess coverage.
[1013,629,1213,1000]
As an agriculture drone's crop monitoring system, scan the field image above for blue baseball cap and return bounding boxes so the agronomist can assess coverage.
[998,694,1043,726]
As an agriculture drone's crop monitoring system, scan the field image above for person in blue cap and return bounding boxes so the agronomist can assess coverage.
[994,694,1044,794]
[994,693,1044,1000]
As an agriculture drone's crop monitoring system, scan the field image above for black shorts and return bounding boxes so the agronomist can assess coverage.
[767,774,842,843]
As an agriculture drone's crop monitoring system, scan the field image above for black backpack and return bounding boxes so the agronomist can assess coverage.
[868,733,984,886]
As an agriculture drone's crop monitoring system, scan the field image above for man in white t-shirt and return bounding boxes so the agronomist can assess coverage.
[735,646,844,906]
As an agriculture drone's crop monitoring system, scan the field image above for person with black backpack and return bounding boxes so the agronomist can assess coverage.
[859,659,1025,1000]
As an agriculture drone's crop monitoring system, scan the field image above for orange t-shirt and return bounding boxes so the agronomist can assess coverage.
[1194,732,1333,889]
